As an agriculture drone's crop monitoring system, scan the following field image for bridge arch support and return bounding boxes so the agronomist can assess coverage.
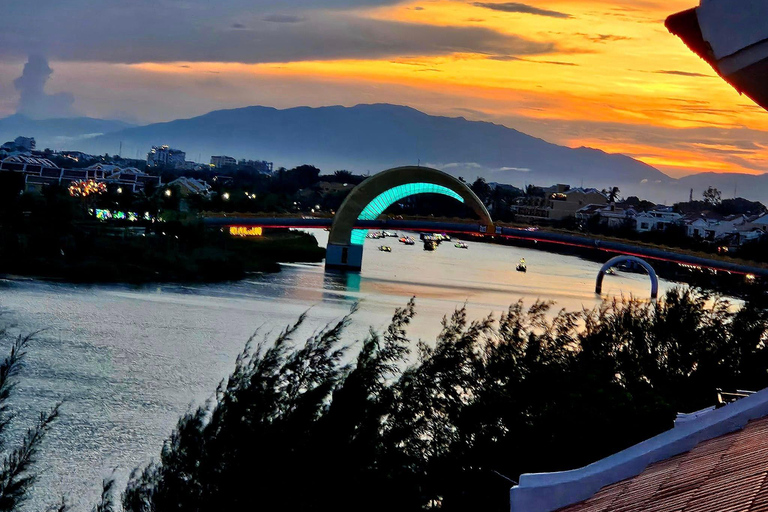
[596,255,659,299]
[326,166,493,271]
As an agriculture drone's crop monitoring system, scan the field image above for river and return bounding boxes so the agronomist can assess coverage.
[0,231,690,510]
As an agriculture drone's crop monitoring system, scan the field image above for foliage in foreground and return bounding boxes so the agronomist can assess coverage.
[0,323,60,512]
[116,288,768,512]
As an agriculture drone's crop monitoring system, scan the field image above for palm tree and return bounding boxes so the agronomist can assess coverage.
[604,186,621,203]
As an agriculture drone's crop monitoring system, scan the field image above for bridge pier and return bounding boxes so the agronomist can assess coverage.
[325,243,364,271]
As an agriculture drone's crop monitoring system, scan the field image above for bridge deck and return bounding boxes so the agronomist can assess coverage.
[202,216,768,278]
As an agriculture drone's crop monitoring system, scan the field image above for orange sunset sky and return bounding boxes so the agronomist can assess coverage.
[2,0,768,178]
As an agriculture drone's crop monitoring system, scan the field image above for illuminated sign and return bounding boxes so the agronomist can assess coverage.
[95,209,150,221]
[229,226,263,237]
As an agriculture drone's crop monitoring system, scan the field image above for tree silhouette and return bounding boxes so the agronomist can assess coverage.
[703,186,722,206]
[118,289,768,512]
[602,186,621,202]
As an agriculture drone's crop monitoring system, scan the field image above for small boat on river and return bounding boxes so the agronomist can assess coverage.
[516,258,527,272]
[455,241,468,249]
[423,240,437,251]
[379,245,392,252]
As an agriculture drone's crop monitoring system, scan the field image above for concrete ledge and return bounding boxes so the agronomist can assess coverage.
[510,386,768,512]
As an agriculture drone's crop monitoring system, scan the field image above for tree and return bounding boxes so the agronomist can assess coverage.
[525,184,544,197]
[333,170,353,181]
[602,186,621,203]
[0,323,62,511]
[471,178,492,205]
[703,186,722,206]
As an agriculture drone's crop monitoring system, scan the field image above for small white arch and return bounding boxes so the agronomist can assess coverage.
[596,255,659,299]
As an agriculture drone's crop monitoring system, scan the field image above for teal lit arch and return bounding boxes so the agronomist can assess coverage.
[326,166,493,271]
[350,182,464,245]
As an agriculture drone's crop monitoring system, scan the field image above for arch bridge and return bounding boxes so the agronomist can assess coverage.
[325,166,493,270]
[596,255,659,300]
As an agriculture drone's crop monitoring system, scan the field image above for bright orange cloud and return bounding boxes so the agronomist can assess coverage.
[126,0,768,177]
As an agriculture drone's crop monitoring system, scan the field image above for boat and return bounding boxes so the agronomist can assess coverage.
[454,241,468,249]
[383,231,398,237]
[379,245,392,252]
[423,240,437,251]
[516,258,527,272]
[421,233,442,245]
[399,236,415,245]
[605,267,616,275]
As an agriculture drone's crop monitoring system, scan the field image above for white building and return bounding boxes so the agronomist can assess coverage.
[634,208,682,233]
[683,213,749,241]
[167,176,212,197]
[210,155,237,168]
[746,212,768,232]
[147,145,186,169]
[238,159,273,174]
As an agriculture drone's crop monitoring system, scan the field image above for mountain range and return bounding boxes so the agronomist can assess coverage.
[2,104,767,204]
[0,115,133,152]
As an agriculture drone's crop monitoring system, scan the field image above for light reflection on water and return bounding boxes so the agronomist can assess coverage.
[0,231,701,509]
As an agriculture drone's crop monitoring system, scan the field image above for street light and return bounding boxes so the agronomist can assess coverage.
[222,192,230,201]
[117,187,123,194]
[164,189,172,197]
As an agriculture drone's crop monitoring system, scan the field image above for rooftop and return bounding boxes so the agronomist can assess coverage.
[558,415,768,512]
[510,386,768,512]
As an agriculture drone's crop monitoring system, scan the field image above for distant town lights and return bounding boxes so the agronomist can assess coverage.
[68,179,107,198]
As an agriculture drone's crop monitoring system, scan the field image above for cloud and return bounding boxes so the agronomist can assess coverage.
[653,70,715,78]
[13,55,74,119]
[0,11,557,64]
[574,33,632,43]
[488,55,578,66]
[498,166,531,172]
[263,14,303,23]
[472,2,571,19]
[442,162,482,169]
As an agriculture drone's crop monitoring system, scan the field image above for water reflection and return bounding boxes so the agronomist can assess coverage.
[0,232,712,510]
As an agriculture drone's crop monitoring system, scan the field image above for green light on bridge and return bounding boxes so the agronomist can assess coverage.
[351,183,465,245]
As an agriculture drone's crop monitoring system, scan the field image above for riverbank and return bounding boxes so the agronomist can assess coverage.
[0,226,325,284]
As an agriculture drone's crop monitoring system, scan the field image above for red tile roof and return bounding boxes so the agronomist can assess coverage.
[557,416,768,512]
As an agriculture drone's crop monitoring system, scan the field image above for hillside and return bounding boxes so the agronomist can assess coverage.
[74,104,670,189]
[0,115,133,151]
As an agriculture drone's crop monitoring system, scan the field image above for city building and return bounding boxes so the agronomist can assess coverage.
[57,151,98,164]
[238,159,274,174]
[0,155,58,173]
[210,155,237,168]
[0,157,160,193]
[167,176,212,197]
[514,185,608,221]
[746,212,768,233]
[147,145,186,169]
[633,207,683,233]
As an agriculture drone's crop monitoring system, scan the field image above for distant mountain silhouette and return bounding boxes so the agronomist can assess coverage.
[676,172,768,205]
[0,115,134,151]
[72,104,670,189]
[15,104,763,203]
